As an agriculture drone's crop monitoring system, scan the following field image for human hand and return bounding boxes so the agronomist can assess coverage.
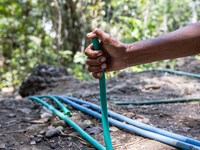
[85,28,128,79]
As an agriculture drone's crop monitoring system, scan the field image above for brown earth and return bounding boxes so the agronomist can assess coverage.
[0,56,200,150]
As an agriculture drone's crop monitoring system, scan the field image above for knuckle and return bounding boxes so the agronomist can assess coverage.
[88,66,92,72]
[86,59,90,64]
[96,59,101,65]
[104,33,112,42]
[84,49,89,56]
[93,28,100,33]
[91,52,97,58]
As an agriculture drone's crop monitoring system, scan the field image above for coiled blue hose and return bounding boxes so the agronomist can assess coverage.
[54,95,200,150]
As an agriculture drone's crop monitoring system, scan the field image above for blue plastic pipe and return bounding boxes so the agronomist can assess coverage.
[59,95,200,147]
[29,96,106,150]
[92,37,113,150]
[55,95,200,150]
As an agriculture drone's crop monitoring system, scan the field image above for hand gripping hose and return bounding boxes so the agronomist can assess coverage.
[92,37,113,150]
[29,96,106,150]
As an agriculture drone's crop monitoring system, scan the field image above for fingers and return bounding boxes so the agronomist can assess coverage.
[85,44,103,58]
[85,29,111,79]
[86,56,106,66]
[88,63,107,73]
[92,72,103,79]
[86,28,111,44]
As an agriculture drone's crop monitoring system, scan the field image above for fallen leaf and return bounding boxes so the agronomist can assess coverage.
[109,126,119,132]
[86,127,101,135]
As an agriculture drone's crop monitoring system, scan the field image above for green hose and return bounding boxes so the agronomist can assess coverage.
[92,37,113,150]
[29,96,106,150]
[115,97,200,105]
[38,95,71,116]
[113,68,200,105]
[141,68,200,78]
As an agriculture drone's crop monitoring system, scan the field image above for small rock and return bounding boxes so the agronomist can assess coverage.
[182,127,191,132]
[41,112,52,119]
[127,104,133,109]
[30,141,36,145]
[86,127,101,135]
[140,105,148,109]
[77,120,92,130]
[40,106,53,115]
[53,120,67,127]
[7,114,16,118]
[18,108,32,114]
[39,130,46,135]
[152,107,159,110]
[50,143,58,149]
[56,126,64,132]
[71,113,81,122]
[26,124,46,132]
[6,141,15,147]
[48,125,54,130]
[30,135,35,140]
[45,129,59,138]
[37,134,43,138]
[0,143,6,149]
[109,126,119,132]
[20,142,24,145]
[136,119,143,123]
[142,118,149,124]
[67,137,72,141]
[83,120,92,125]
[35,137,42,143]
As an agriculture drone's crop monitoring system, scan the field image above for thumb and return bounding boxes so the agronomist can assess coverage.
[86,28,110,43]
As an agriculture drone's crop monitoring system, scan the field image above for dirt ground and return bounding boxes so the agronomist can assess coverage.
[0,56,200,150]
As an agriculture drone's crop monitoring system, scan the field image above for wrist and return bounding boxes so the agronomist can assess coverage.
[123,43,132,68]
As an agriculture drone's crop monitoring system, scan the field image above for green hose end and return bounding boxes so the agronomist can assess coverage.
[37,95,71,117]
[92,37,101,50]
[66,111,71,116]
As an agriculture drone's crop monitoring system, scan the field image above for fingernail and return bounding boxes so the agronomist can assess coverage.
[97,73,101,76]
[97,52,102,56]
[101,57,106,62]
[86,33,92,36]
[101,63,107,69]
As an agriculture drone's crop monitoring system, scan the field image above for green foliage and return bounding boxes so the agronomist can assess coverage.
[0,0,200,89]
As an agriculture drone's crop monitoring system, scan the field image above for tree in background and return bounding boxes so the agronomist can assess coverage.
[0,0,199,89]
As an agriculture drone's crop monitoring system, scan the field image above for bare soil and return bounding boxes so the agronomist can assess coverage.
[0,56,200,150]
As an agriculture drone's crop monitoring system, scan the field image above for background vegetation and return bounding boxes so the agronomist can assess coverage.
[0,0,200,90]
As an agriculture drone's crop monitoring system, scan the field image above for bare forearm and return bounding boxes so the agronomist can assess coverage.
[125,21,200,67]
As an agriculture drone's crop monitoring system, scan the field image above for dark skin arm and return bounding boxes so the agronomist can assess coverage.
[85,21,200,79]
